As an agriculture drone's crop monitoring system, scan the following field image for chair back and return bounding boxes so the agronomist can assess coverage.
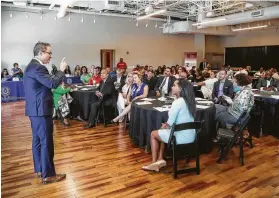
[231,111,248,132]
[167,121,204,148]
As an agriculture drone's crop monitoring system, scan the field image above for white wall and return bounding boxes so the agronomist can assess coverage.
[1,9,195,72]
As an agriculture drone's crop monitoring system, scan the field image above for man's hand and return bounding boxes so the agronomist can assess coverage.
[156,91,160,97]
[60,57,67,72]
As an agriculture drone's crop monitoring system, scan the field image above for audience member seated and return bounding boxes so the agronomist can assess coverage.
[52,82,72,126]
[149,66,154,72]
[171,66,177,76]
[155,67,175,97]
[142,79,196,172]
[73,65,81,76]
[272,69,279,80]
[143,70,157,96]
[254,67,265,78]
[156,66,164,77]
[174,66,183,79]
[179,67,188,79]
[199,58,208,71]
[64,65,71,76]
[193,69,204,83]
[11,63,23,79]
[198,71,218,100]
[88,67,102,85]
[226,65,234,80]
[112,72,148,123]
[212,70,234,104]
[1,68,11,80]
[215,73,254,129]
[84,69,116,129]
[234,67,248,76]
[80,66,91,84]
[112,68,126,92]
[256,71,278,91]
[116,73,133,122]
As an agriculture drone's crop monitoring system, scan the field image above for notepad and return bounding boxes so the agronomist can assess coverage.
[254,94,261,97]
[153,107,170,112]
[271,95,279,99]
[197,101,213,104]
[196,105,210,109]
[195,98,206,101]
[136,101,152,105]
[141,98,156,101]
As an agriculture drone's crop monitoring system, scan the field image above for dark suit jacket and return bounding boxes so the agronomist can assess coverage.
[212,79,234,99]
[23,59,65,116]
[98,77,116,106]
[143,77,158,91]
[154,76,175,94]
[199,61,208,70]
[256,77,278,89]
[111,75,126,92]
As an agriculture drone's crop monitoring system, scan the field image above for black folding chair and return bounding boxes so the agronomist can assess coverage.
[248,98,264,138]
[195,90,204,99]
[167,121,204,179]
[217,111,251,166]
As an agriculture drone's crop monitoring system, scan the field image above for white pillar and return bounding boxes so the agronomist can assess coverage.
[194,34,205,67]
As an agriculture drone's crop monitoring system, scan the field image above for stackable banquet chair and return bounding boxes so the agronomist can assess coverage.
[216,111,251,166]
[167,121,204,179]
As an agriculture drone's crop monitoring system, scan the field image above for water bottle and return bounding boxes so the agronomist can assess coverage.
[161,90,165,99]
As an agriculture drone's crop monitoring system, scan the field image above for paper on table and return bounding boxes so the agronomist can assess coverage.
[80,88,89,91]
[141,98,156,101]
[153,107,170,112]
[197,100,213,104]
[251,89,259,91]
[196,105,210,109]
[195,98,206,101]
[136,101,153,105]
[271,95,279,99]
[254,94,261,97]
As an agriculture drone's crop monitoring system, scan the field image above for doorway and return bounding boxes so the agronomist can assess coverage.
[100,49,115,70]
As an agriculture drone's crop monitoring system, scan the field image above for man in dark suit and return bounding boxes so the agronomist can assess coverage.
[155,67,174,97]
[256,71,278,91]
[111,68,126,92]
[23,41,67,184]
[85,69,116,128]
[199,58,208,71]
[143,70,157,96]
[212,70,234,103]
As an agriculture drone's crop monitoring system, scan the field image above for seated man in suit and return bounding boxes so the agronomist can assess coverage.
[212,70,234,104]
[199,58,208,71]
[112,68,126,92]
[143,70,157,96]
[84,69,116,129]
[154,67,174,97]
[256,70,278,91]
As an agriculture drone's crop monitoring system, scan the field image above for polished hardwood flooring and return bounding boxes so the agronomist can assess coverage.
[1,101,279,198]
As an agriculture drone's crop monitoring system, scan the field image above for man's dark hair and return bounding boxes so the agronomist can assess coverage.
[13,63,18,67]
[33,41,51,56]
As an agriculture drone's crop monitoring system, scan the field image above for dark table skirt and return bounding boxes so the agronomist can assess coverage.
[70,89,98,120]
[129,98,216,153]
[1,81,25,102]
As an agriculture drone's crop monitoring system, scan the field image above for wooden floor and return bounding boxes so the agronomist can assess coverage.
[1,101,279,198]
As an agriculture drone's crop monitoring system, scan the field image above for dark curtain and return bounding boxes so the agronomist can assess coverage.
[225,45,279,70]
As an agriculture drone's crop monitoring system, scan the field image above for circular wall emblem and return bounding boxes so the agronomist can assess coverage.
[66,78,72,84]
[1,87,11,97]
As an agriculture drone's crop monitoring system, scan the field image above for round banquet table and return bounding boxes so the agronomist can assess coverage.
[129,97,216,153]
[253,90,279,136]
[70,88,98,120]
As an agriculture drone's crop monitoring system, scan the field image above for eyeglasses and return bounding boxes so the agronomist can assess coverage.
[44,51,52,56]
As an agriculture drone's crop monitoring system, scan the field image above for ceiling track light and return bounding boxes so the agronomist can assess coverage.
[155,20,158,28]
[146,23,148,27]
[81,16,84,23]
[136,21,139,26]
[25,13,28,19]
[40,14,43,20]
[192,18,226,26]
[137,9,166,21]
[9,6,12,18]
[232,25,268,32]
[93,13,96,23]
[54,16,57,20]
[68,12,71,22]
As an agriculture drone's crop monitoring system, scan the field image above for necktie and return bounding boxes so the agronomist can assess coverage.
[100,81,105,92]
[159,77,167,90]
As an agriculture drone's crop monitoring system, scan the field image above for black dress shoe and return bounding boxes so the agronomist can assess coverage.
[84,123,95,129]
